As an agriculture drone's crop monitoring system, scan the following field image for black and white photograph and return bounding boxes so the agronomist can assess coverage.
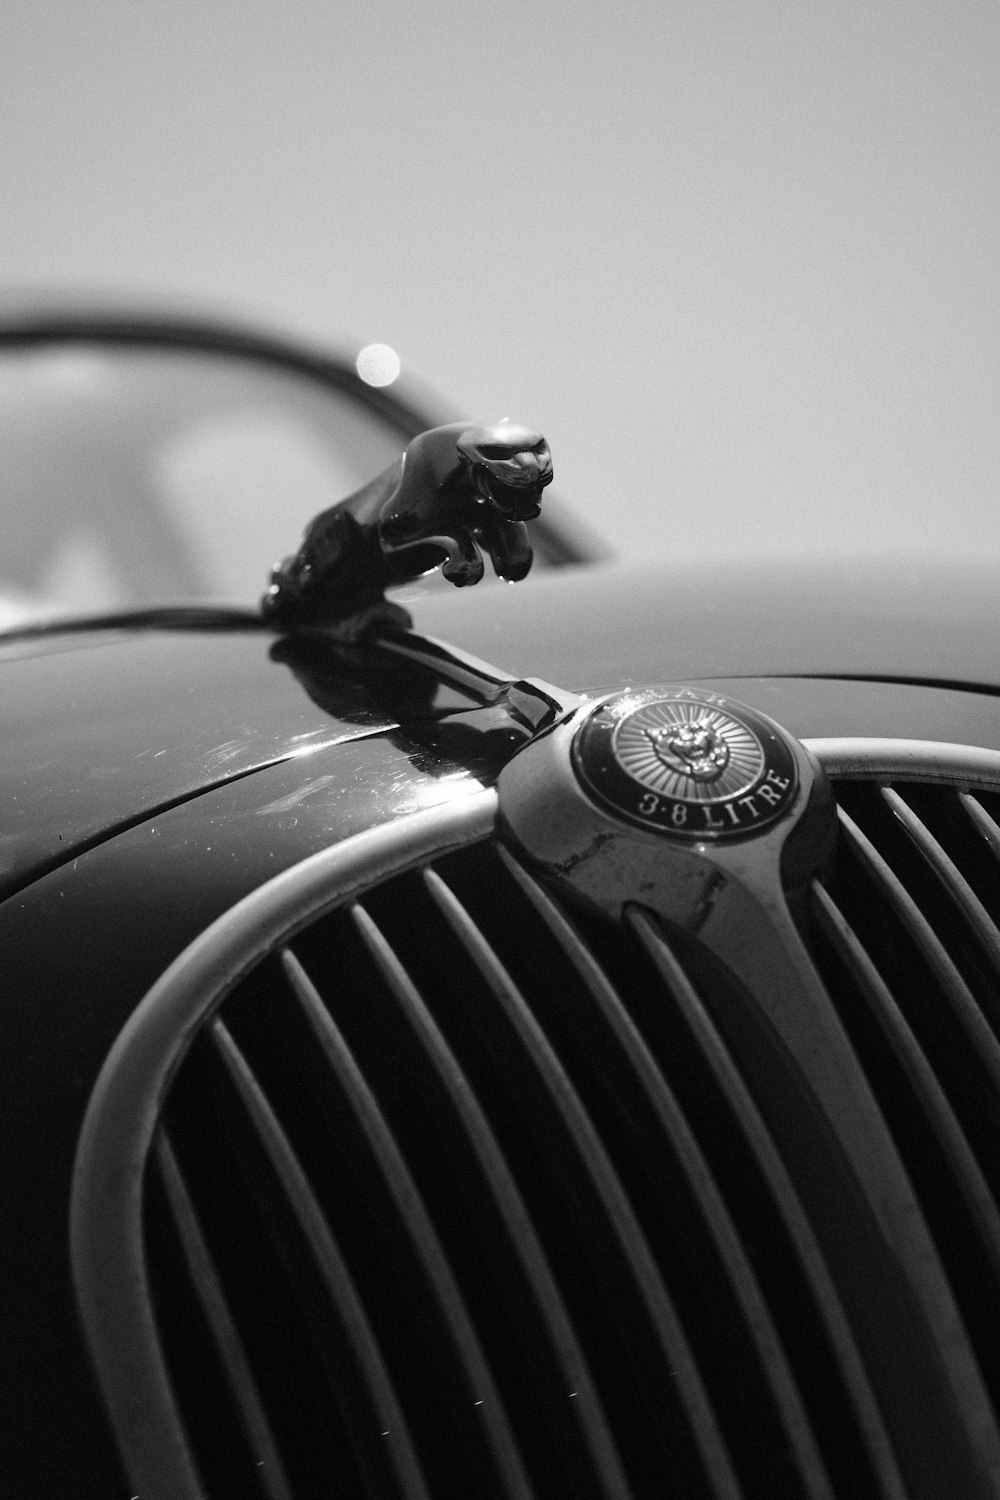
[4,4,1000,1495]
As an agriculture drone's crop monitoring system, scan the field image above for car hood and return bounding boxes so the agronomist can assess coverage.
[2,552,996,901]
[0,626,411,900]
[410,553,999,692]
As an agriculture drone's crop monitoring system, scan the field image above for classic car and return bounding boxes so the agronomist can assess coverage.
[4,302,1000,1500]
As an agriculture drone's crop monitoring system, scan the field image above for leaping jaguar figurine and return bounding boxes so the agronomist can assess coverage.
[261,420,552,637]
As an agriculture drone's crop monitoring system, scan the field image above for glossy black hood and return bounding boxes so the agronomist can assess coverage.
[0,624,463,901]
[411,553,999,693]
[2,552,999,903]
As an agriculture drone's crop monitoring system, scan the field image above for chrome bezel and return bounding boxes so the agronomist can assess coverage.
[572,686,799,841]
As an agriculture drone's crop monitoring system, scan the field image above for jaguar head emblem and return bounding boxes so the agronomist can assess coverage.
[457,421,553,520]
[645,719,731,782]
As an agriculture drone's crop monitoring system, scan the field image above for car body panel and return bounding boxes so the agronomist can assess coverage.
[4,566,999,902]
[0,625,490,900]
[411,555,998,692]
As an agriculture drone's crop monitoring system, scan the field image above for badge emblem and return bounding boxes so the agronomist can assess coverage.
[572,688,798,838]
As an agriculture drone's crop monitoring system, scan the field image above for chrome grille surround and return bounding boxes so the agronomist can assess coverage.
[71,741,1000,1500]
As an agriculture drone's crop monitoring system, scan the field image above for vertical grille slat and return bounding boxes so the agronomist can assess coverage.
[810,880,1000,1277]
[278,946,536,1500]
[881,787,1000,972]
[836,806,1000,1098]
[209,1017,432,1500]
[497,853,836,1500]
[153,1130,295,1500]
[422,866,743,1500]
[961,791,1000,859]
[347,901,634,1500]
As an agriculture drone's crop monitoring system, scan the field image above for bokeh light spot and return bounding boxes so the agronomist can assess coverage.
[356,343,401,387]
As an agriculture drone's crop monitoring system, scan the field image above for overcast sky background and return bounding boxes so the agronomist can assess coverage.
[3,0,998,563]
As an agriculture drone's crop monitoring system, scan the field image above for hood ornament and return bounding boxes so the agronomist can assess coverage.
[261,420,552,639]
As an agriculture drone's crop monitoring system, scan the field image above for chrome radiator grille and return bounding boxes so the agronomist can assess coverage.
[73,749,1000,1500]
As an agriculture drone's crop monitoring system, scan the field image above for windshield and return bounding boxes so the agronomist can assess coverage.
[0,342,413,627]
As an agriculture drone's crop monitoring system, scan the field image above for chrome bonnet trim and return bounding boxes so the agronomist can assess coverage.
[806,738,1000,786]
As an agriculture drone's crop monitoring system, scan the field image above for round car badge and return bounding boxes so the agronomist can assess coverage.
[572,687,798,839]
